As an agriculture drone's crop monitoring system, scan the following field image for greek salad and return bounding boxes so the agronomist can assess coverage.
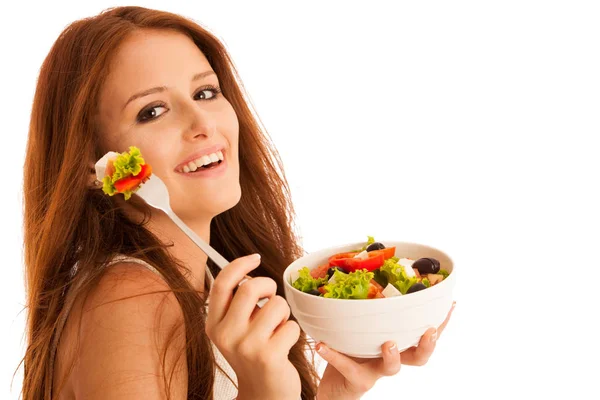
[292,237,450,299]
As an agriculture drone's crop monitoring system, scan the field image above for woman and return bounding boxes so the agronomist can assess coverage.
[20,6,454,399]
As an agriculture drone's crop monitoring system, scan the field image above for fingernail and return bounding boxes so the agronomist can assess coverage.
[388,342,397,354]
[430,328,438,343]
[252,253,261,261]
[316,343,328,355]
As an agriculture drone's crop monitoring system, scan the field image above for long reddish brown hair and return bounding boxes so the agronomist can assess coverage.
[19,6,319,399]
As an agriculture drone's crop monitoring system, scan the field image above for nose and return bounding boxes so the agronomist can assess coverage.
[181,102,216,141]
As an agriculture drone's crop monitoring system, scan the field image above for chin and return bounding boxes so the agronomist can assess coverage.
[211,186,242,217]
[174,185,242,220]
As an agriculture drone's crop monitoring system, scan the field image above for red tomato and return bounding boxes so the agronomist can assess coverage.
[310,264,330,279]
[367,282,385,299]
[342,253,385,272]
[329,250,385,272]
[328,252,359,267]
[368,247,396,260]
[318,286,327,295]
[370,279,384,292]
[114,164,152,193]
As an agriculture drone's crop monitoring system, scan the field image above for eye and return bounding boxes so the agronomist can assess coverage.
[137,104,167,123]
[194,85,222,101]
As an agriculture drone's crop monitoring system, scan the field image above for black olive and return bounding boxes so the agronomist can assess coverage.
[327,266,349,278]
[308,289,321,296]
[366,242,386,252]
[406,282,427,294]
[412,258,441,274]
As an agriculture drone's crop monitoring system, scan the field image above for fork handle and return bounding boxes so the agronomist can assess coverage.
[167,211,230,268]
[167,211,269,308]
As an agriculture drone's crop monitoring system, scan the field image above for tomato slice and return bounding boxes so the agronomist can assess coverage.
[113,164,152,193]
[367,281,385,299]
[328,252,359,267]
[328,254,383,272]
[368,247,396,260]
[114,175,142,192]
[370,279,384,292]
[344,253,385,272]
[310,264,330,279]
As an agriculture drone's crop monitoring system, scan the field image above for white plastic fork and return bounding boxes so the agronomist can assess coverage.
[135,174,268,308]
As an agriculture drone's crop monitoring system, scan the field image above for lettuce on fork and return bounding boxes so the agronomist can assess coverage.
[379,258,419,294]
[292,267,328,292]
[323,269,374,299]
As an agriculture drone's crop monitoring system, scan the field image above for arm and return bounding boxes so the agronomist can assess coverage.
[71,263,188,399]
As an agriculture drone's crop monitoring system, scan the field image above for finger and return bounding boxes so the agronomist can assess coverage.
[270,320,301,354]
[437,300,456,338]
[400,300,456,366]
[206,254,262,326]
[221,277,278,329]
[316,343,377,393]
[378,341,402,376]
[400,327,437,366]
[246,295,291,340]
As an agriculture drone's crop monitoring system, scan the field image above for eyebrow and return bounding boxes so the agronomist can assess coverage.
[122,70,217,111]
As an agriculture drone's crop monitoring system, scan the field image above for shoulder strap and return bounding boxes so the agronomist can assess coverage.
[105,254,163,277]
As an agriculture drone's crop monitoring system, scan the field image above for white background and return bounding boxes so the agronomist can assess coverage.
[2,1,599,399]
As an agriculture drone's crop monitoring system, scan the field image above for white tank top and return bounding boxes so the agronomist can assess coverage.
[51,254,239,399]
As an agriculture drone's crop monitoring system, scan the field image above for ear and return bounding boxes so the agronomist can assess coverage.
[87,163,102,189]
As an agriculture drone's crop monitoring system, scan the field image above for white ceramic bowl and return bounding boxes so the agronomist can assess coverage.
[283,241,456,358]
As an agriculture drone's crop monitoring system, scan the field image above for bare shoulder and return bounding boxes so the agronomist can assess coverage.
[70,262,188,399]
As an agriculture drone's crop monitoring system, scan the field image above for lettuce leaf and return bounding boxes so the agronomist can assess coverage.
[292,267,328,293]
[102,146,146,200]
[322,269,373,299]
[422,278,431,288]
[439,269,450,279]
[379,259,419,295]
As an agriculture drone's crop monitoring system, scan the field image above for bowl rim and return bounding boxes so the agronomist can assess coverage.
[282,240,455,303]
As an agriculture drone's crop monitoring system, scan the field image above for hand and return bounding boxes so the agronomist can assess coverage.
[315,301,456,400]
[205,254,301,400]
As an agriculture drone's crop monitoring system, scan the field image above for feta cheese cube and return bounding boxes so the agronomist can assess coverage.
[382,283,402,297]
[401,263,416,278]
[94,151,119,181]
[354,250,369,260]
[398,258,414,268]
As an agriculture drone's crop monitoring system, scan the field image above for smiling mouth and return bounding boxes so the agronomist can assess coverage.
[184,159,222,173]
[177,150,225,173]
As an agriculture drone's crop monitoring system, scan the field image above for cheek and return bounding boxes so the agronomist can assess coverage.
[140,143,178,176]
[222,106,240,153]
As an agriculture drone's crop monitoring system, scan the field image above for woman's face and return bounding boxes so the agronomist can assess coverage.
[97,29,241,221]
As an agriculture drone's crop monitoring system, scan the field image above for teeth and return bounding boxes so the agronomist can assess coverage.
[179,150,224,173]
